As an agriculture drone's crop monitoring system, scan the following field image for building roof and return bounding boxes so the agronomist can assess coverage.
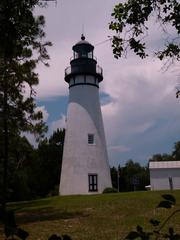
[149,161,180,169]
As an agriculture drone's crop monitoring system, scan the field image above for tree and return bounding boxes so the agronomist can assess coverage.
[109,0,180,62]
[149,153,174,162]
[29,129,65,198]
[0,128,65,202]
[0,0,52,211]
[110,166,118,190]
[111,160,149,192]
[7,135,35,201]
[172,141,180,160]
[0,134,36,202]
[121,160,148,191]
[149,141,180,162]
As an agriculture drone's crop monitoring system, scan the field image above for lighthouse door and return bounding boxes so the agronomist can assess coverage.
[88,174,98,192]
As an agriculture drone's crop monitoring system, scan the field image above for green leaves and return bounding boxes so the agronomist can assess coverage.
[125,231,140,239]
[111,36,124,58]
[163,228,180,240]
[109,0,151,59]
[0,0,52,137]
[110,0,180,60]
[48,234,72,240]
[126,195,179,240]
[3,209,73,240]
[157,201,174,209]
[157,43,180,61]
[125,225,152,239]
[0,0,52,214]
[129,38,147,58]
[15,228,29,240]
[149,219,160,226]
[157,194,176,208]
[4,211,29,240]
[161,194,176,204]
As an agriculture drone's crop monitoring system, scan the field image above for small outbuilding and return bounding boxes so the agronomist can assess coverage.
[149,161,180,190]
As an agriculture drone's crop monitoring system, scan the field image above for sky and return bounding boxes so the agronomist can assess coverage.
[33,0,180,167]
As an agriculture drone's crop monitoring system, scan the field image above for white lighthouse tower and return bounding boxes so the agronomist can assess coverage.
[59,35,112,195]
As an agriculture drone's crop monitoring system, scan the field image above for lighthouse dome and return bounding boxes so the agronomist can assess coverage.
[75,35,91,45]
[72,35,94,57]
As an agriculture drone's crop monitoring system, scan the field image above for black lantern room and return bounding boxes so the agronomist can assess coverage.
[65,35,103,86]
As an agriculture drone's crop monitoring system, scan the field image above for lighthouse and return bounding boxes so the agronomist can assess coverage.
[59,35,112,195]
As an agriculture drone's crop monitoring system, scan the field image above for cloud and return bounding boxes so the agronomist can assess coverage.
[34,0,120,100]
[100,55,180,164]
[33,1,180,166]
[35,45,69,99]
[129,121,155,134]
[50,115,66,133]
[109,145,131,153]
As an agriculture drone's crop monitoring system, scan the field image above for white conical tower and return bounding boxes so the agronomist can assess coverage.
[59,35,112,195]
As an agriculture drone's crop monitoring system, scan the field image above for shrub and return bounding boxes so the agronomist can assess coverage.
[47,185,59,197]
[125,194,180,239]
[102,187,118,193]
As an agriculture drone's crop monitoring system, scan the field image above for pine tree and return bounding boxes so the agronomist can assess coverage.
[0,0,52,211]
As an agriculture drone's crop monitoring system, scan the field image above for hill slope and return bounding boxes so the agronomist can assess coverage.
[1,191,180,240]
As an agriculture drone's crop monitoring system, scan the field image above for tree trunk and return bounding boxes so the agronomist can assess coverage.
[2,70,9,213]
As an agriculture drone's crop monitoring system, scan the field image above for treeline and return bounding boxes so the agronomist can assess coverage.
[0,129,65,203]
[0,127,149,201]
[110,141,180,192]
[149,141,180,162]
[110,160,149,192]
[1,130,180,202]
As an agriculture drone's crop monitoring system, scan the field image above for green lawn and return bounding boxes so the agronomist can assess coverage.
[0,190,180,240]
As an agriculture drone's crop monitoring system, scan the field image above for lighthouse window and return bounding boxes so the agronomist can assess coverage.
[88,174,98,192]
[88,52,93,58]
[88,134,94,144]
[74,52,79,59]
[81,51,87,57]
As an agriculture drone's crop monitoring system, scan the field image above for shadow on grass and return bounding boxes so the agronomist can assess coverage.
[0,226,3,235]
[15,207,88,225]
[8,198,55,211]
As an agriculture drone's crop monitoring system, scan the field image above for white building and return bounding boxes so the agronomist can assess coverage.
[59,35,112,195]
[149,161,180,190]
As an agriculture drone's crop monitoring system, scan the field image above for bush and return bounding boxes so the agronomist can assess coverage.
[102,187,118,193]
[47,185,59,197]
[125,194,180,239]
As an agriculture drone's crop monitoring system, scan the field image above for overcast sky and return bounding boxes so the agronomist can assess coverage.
[34,0,180,166]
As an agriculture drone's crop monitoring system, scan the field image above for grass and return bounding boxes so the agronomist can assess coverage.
[0,190,180,240]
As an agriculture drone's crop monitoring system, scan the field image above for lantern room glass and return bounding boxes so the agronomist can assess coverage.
[73,50,93,59]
